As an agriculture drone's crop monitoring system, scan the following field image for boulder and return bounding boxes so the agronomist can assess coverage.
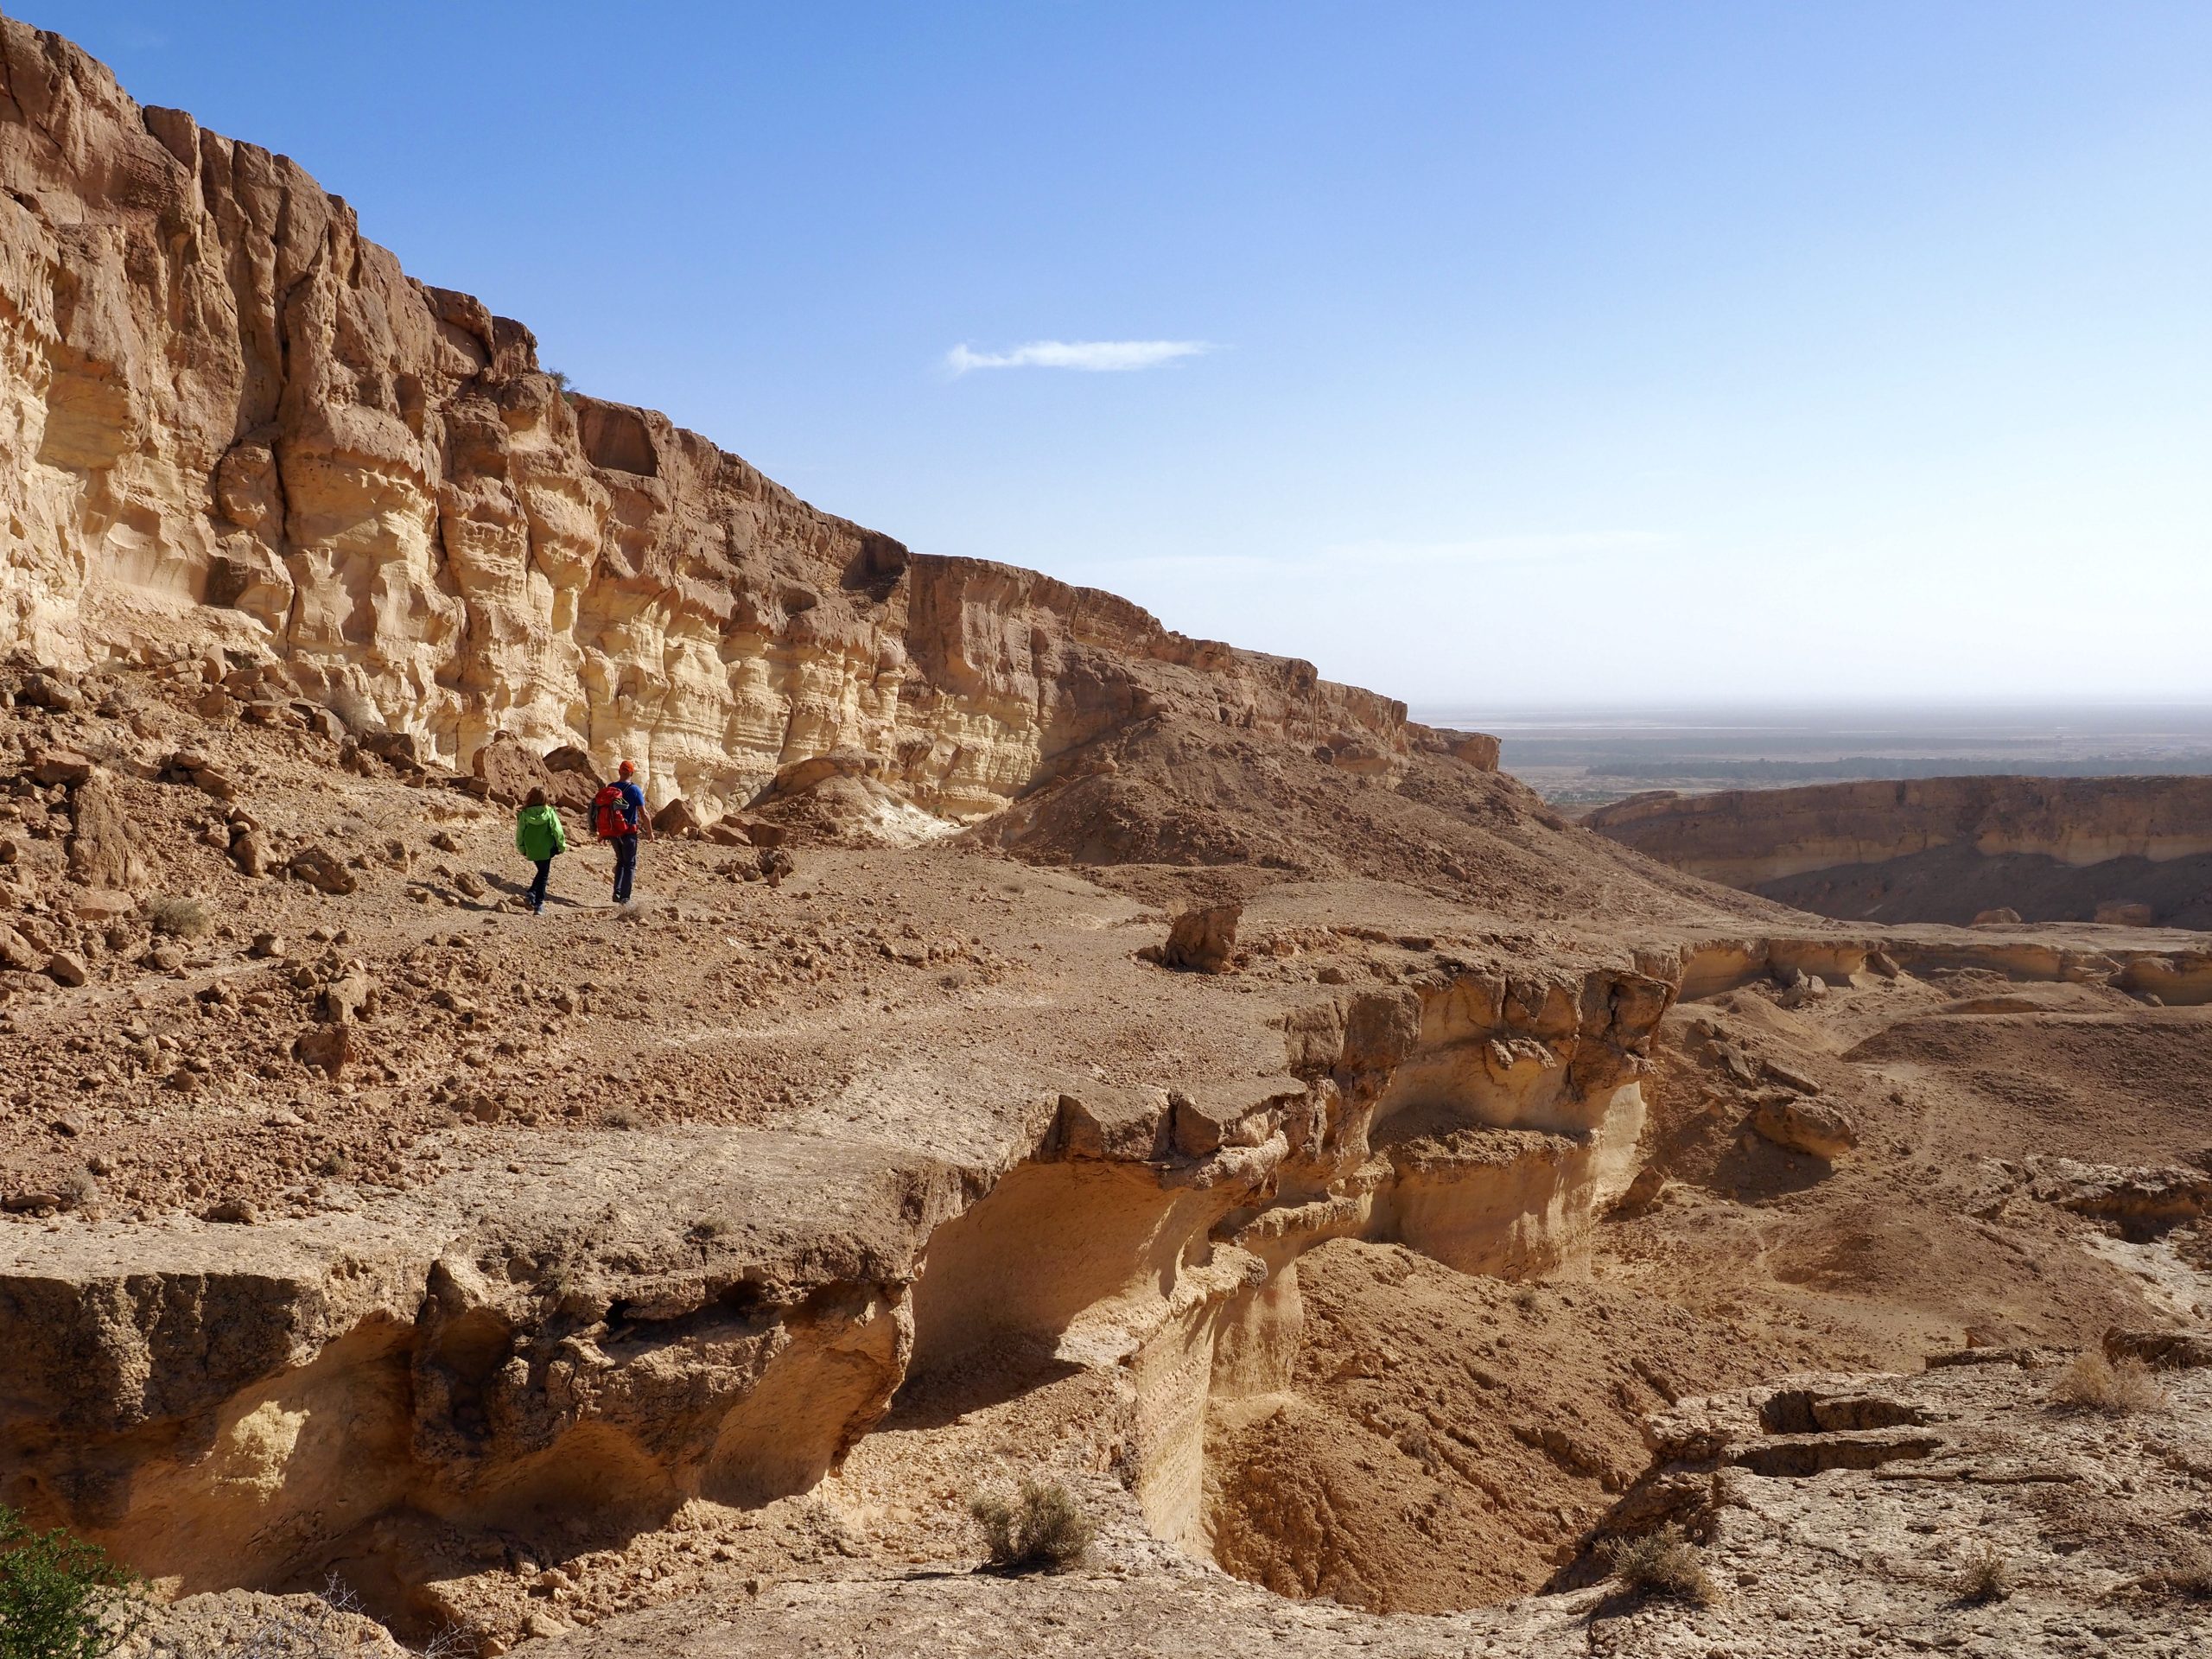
[2094,901,2156,927]
[67,771,144,891]
[654,797,702,837]
[358,731,422,767]
[319,969,377,1024]
[1161,903,1242,974]
[549,770,597,812]
[70,889,136,922]
[294,1022,359,1076]
[470,731,556,806]
[18,672,81,712]
[288,844,359,895]
[544,745,597,776]
[1751,1096,1859,1161]
[1972,907,2023,926]
[231,830,271,877]
[30,747,95,786]
[0,926,42,972]
[44,951,88,987]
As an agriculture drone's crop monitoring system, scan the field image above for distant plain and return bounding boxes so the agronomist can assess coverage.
[1417,703,2212,811]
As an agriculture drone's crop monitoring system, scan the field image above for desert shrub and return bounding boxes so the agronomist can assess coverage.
[144,894,210,939]
[1604,1525,1716,1606]
[233,1575,468,1659]
[969,1478,1094,1573]
[0,1508,143,1659]
[2050,1350,2171,1414]
[1957,1542,2013,1604]
[604,1107,638,1130]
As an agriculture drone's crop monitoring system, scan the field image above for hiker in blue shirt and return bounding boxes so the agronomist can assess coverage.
[590,760,653,904]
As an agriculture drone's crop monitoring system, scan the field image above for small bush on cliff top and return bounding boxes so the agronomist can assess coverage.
[969,1478,1094,1573]
[1604,1525,1716,1606]
[0,1508,144,1659]
[2050,1350,2170,1415]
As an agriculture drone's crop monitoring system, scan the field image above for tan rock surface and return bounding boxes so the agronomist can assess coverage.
[0,17,1402,825]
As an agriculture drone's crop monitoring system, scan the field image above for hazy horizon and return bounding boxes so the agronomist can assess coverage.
[40,1,2212,705]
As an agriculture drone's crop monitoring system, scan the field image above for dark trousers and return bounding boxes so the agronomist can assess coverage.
[527,859,552,910]
[611,834,639,903]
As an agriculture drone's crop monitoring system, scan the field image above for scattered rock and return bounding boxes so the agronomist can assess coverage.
[204,1198,257,1225]
[248,931,284,959]
[759,846,796,888]
[654,797,702,837]
[1973,907,2023,926]
[2094,900,2156,927]
[44,950,88,987]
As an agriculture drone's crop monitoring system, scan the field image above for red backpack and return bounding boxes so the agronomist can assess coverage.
[592,783,636,840]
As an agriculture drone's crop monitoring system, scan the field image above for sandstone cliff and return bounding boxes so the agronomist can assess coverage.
[1585,775,2212,929]
[0,17,1415,820]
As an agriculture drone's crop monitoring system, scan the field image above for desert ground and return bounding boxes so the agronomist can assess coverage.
[2,17,2208,1658]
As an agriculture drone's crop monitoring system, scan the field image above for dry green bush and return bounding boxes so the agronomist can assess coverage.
[2050,1350,2171,1414]
[1604,1525,1717,1606]
[0,1507,143,1659]
[144,894,211,939]
[1958,1543,2013,1605]
[969,1478,1094,1573]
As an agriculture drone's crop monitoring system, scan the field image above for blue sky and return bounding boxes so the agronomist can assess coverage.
[33,1,2212,707]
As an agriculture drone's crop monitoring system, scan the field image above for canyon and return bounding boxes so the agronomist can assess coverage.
[1587,775,2212,931]
[2,17,2209,1659]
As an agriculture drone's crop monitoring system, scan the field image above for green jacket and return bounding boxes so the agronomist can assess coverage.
[515,803,567,861]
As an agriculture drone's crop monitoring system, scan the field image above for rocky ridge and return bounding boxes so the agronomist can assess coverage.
[0,16,1416,825]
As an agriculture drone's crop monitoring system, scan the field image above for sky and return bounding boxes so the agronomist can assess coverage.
[28,1,2212,709]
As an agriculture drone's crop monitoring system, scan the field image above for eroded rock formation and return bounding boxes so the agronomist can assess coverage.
[1586,775,2212,929]
[0,18,1421,821]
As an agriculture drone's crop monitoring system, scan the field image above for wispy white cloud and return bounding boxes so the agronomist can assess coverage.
[944,339,1215,375]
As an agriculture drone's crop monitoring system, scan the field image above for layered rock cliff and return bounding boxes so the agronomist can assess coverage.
[1584,775,2212,929]
[0,17,1413,818]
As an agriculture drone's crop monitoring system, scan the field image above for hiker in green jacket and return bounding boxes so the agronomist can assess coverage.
[515,786,567,913]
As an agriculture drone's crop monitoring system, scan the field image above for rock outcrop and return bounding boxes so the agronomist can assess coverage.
[1586,775,2212,929]
[0,19,1418,823]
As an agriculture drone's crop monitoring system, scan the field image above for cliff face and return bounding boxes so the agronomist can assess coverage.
[1584,776,2212,887]
[0,19,1411,817]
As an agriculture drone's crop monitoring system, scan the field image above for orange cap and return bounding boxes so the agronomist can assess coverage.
[619,760,636,776]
